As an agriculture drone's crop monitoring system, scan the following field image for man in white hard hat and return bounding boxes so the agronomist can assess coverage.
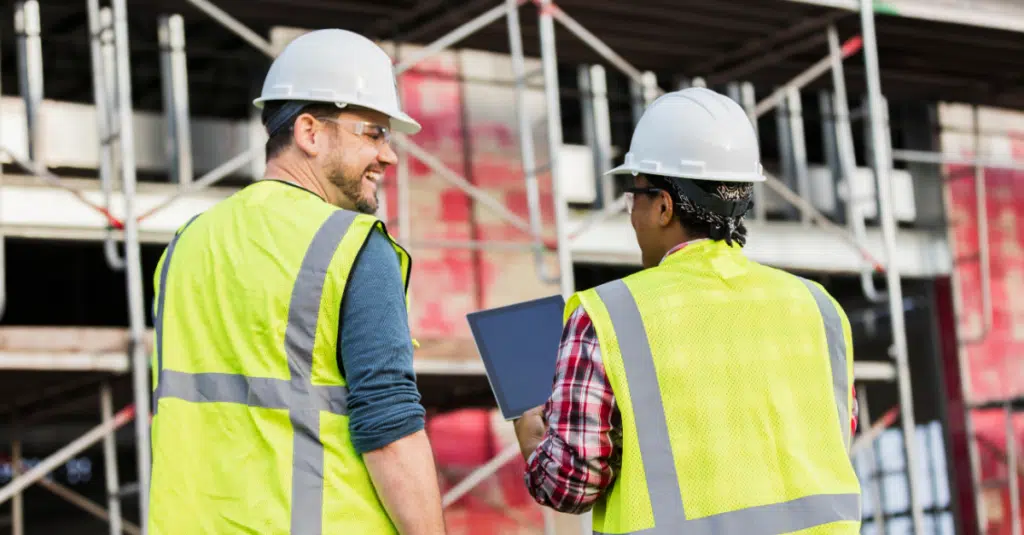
[148,29,446,535]
[513,87,862,534]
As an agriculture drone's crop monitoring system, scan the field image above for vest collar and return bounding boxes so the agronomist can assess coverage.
[658,238,708,265]
[659,239,749,277]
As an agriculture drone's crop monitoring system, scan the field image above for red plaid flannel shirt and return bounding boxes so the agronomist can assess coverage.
[523,243,859,514]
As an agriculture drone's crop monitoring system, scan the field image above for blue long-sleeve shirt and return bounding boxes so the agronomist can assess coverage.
[340,228,425,454]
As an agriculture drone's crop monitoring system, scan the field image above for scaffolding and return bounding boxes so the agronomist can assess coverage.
[0,0,1021,533]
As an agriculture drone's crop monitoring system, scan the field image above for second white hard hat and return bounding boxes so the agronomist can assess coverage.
[253,29,421,135]
[607,87,764,183]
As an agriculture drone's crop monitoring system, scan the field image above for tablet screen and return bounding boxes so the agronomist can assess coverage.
[466,294,566,420]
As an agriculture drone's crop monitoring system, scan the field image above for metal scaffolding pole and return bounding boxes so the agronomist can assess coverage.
[739,82,766,221]
[397,149,412,243]
[0,147,126,229]
[11,415,23,535]
[775,97,798,221]
[110,0,152,527]
[159,14,194,186]
[135,147,262,221]
[827,25,884,303]
[855,386,887,534]
[538,0,575,299]
[15,0,43,169]
[859,0,925,533]
[33,475,141,535]
[537,8,584,534]
[754,34,861,118]
[891,149,1024,173]
[967,105,993,344]
[395,1,520,75]
[184,0,276,57]
[588,66,614,206]
[548,4,659,95]
[1008,402,1022,535]
[0,10,6,324]
[88,1,127,271]
[393,135,537,235]
[761,170,885,272]
[506,0,558,284]
[0,405,136,506]
[578,64,615,209]
[9,402,139,535]
[441,444,521,507]
[393,46,412,323]
[849,404,900,456]
[785,88,811,227]
[100,382,124,535]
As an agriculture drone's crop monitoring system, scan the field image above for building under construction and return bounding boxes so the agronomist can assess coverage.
[0,0,1022,533]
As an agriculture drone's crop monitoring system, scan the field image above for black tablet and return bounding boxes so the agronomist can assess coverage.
[466,294,566,420]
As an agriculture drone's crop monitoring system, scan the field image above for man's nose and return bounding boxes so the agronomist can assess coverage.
[377,142,398,165]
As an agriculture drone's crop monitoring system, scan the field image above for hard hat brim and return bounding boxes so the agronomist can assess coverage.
[251,97,422,135]
[388,110,422,135]
[603,163,766,183]
[603,163,636,177]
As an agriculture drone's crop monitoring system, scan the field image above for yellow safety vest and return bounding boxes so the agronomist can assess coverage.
[566,239,861,535]
[148,180,411,535]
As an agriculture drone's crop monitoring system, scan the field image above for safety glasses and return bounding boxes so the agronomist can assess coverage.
[320,117,392,148]
[623,187,665,214]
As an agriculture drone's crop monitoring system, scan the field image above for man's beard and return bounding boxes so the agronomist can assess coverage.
[328,165,378,215]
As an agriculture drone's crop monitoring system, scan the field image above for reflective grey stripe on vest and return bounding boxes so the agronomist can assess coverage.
[155,209,359,535]
[592,279,859,535]
[153,213,202,415]
[797,278,852,451]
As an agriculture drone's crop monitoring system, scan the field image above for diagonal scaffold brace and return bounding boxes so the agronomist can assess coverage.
[0,405,136,506]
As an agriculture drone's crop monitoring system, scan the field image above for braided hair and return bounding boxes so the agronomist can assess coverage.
[647,175,754,247]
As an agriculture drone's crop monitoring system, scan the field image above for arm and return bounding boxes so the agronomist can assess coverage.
[364,430,446,535]
[515,306,620,514]
[340,230,445,535]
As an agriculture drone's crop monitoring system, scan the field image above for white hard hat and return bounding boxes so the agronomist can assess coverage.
[607,87,764,183]
[253,29,421,135]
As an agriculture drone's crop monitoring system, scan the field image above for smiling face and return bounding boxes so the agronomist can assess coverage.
[314,107,397,214]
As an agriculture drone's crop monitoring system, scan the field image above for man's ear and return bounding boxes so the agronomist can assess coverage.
[292,113,320,157]
[658,190,675,226]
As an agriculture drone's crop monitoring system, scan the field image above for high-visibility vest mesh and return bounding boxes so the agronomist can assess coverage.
[149,180,410,535]
[568,239,861,535]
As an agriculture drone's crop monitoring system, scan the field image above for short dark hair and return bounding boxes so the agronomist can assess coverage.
[261,101,342,161]
[646,175,754,247]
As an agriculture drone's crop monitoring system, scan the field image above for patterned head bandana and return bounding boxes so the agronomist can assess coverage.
[662,179,754,247]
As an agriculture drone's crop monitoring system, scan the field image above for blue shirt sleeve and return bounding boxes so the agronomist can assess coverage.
[340,228,425,454]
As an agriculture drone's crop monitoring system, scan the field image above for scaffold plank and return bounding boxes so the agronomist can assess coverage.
[0,175,230,243]
[0,326,480,374]
[0,352,127,373]
[0,176,951,277]
[0,327,140,372]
